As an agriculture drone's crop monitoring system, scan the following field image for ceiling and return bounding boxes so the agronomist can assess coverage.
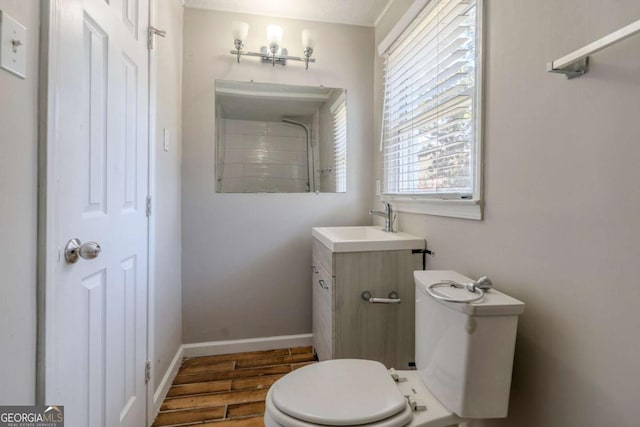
[184,0,394,27]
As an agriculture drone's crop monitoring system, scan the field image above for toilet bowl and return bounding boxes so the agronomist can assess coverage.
[264,270,524,427]
[264,359,460,427]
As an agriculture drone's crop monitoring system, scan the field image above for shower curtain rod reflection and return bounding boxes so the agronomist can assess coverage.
[282,118,315,193]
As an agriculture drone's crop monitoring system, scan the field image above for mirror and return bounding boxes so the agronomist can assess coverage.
[215,80,347,193]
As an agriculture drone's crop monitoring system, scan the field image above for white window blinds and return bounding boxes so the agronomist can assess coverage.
[331,95,347,192]
[382,0,479,197]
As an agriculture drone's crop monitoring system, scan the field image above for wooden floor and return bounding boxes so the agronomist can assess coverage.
[153,346,316,427]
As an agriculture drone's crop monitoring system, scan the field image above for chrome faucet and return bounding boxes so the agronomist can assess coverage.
[369,202,394,232]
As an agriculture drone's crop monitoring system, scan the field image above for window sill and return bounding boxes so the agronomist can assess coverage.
[382,196,483,220]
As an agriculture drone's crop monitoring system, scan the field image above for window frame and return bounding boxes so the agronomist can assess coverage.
[379,0,484,220]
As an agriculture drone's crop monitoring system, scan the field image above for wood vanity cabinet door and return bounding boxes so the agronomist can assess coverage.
[311,258,334,361]
[333,250,421,369]
[312,238,334,274]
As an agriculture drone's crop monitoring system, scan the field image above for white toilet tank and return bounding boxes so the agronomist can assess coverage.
[414,270,525,419]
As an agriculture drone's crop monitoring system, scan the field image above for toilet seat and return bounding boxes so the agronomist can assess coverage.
[266,392,414,427]
[267,359,413,427]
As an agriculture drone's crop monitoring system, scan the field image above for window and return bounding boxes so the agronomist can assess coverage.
[331,94,347,193]
[380,0,483,219]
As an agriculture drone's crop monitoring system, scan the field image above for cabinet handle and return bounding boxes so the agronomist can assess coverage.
[318,279,329,289]
[360,290,401,304]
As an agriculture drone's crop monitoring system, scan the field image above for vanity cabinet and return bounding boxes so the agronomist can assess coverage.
[311,237,422,369]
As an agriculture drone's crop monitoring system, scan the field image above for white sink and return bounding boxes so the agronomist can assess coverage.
[312,226,425,253]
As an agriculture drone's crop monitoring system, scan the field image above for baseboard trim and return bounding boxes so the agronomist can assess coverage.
[153,345,184,417]
[182,334,313,358]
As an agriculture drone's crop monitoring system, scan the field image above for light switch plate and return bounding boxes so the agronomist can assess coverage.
[0,10,27,79]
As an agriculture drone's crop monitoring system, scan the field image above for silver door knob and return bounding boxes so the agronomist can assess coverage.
[64,238,102,264]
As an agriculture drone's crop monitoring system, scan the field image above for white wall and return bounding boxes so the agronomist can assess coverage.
[375,1,640,426]
[182,8,374,343]
[153,0,183,389]
[0,0,39,404]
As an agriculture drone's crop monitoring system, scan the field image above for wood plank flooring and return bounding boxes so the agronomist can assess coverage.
[153,346,316,427]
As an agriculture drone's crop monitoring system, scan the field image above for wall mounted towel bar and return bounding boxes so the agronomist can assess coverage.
[547,18,640,79]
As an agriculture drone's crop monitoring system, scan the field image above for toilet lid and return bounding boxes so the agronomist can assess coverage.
[270,359,408,426]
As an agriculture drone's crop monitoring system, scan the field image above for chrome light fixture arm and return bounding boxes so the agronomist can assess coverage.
[233,39,244,63]
[231,47,316,68]
[303,47,314,70]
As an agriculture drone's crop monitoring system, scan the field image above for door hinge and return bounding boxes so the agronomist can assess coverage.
[145,360,152,384]
[146,195,152,217]
[148,26,167,50]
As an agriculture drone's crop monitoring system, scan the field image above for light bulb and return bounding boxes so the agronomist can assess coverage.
[232,21,249,42]
[301,29,314,49]
[267,25,283,49]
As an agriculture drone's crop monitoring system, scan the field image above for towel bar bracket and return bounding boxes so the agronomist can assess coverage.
[547,57,589,80]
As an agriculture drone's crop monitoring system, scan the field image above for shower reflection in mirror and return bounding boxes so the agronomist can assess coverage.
[215,80,347,193]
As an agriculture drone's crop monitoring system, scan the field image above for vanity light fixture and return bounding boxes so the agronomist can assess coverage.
[230,21,316,70]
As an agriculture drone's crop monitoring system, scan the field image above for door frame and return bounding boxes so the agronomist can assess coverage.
[146,0,159,423]
[36,2,156,425]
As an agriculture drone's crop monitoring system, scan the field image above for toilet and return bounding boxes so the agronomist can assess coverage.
[264,270,525,427]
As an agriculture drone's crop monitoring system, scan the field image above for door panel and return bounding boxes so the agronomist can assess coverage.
[83,269,106,427]
[45,0,150,426]
[122,54,139,212]
[83,14,108,216]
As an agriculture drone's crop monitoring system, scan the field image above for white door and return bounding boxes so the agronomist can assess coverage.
[43,0,150,426]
